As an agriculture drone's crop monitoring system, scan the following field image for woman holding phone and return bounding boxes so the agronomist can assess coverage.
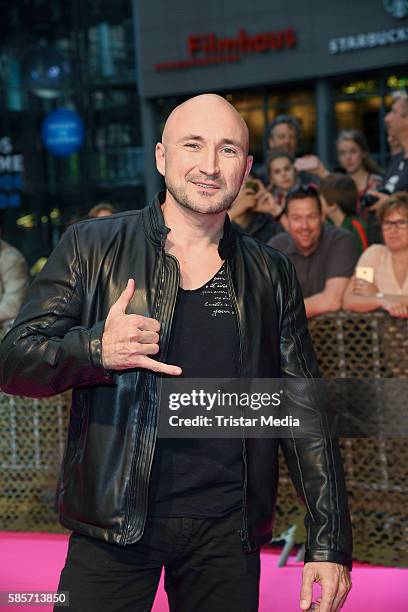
[342,192,408,317]
[256,151,299,217]
[229,151,298,239]
[336,130,383,214]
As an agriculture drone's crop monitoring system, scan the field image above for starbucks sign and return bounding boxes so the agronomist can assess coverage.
[384,0,408,19]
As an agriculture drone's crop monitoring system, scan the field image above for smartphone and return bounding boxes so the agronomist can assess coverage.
[356,266,374,283]
[245,180,260,193]
[294,155,320,172]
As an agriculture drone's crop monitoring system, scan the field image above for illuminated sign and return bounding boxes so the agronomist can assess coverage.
[329,0,408,54]
[41,108,84,157]
[329,26,408,54]
[0,137,23,209]
[384,0,408,19]
[155,28,297,71]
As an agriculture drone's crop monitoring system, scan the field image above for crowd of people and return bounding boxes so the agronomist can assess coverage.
[0,90,405,612]
[231,90,408,319]
[1,92,407,329]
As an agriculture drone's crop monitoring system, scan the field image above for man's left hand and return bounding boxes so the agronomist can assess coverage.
[300,562,351,611]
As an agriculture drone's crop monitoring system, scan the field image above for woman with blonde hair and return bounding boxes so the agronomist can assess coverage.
[342,192,408,317]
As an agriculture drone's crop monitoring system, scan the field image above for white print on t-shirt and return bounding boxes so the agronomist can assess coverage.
[385,159,406,193]
[201,266,235,317]
[385,174,400,193]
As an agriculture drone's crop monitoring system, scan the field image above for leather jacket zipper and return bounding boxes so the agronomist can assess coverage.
[226,260,249,550]
[144,249,180,495]
[122,240,180,544]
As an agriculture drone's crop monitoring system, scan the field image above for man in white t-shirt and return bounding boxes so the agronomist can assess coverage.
[0,227,29,328]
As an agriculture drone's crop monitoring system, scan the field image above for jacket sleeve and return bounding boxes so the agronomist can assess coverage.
[278,257,353,570]
[0,226,113,398]
[0,247,29,324]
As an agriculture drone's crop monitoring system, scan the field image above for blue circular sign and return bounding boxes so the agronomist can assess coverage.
[41,108,84,157]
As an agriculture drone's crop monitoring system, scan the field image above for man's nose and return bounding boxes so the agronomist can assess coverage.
[199,149,219,176]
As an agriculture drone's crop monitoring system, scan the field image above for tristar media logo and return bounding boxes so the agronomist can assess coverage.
[384,0,408,19]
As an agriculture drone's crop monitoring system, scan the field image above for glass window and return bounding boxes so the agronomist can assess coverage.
[335,96,382,155]
[0,0,144,265]
[227,88,316,166]
[333,70,408,168]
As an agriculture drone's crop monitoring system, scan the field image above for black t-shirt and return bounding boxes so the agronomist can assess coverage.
[149,263,243,517]
[383,152,408,194]
[268,225,359,298]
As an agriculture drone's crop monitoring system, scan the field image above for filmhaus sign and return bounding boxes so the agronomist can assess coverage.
[155,27,297,71]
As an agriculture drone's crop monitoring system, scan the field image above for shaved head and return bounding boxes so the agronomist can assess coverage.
[162,94,249,151]
[156,93,252,215]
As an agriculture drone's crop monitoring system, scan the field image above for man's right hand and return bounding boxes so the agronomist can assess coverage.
[102,278,182,375]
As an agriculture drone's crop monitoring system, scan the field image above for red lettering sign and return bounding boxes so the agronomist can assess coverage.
[156,27,297,71]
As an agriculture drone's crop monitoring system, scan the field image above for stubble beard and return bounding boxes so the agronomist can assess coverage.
[165,179,240,215]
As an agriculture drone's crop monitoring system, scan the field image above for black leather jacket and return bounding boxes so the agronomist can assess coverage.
[0,193,352,568]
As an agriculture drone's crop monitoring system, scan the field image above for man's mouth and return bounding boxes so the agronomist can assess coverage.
[192,182,220,190]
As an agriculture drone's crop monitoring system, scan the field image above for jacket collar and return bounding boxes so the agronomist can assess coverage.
[144,191,236,260]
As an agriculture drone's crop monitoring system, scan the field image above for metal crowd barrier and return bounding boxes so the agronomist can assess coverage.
[0,312,407,566]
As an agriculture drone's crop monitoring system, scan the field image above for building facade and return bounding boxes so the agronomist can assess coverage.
[134,0,407,199]
[0,0,407,260]
[0,0,144,264]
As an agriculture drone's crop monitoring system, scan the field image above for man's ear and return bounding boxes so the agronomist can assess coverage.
[155,142,166,177]
[244,155,253,182]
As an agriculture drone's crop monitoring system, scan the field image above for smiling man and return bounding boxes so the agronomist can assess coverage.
[0,94,352,612]
[159,97,250,217]
[269,184,359,318]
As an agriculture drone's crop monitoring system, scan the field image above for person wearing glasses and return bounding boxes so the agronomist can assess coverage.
[342,192,408,318]
[0,95,352,612]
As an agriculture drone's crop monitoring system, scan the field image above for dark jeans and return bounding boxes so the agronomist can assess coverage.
[57,511,260,612]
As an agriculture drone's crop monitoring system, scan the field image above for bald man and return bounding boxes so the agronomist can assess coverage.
[0,94,352,612]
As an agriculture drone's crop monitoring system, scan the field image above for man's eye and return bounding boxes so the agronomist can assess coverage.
[222,147,237,155]
[185,143,200,149]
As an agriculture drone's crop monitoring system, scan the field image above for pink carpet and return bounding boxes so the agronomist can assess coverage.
[0,532,407,611]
